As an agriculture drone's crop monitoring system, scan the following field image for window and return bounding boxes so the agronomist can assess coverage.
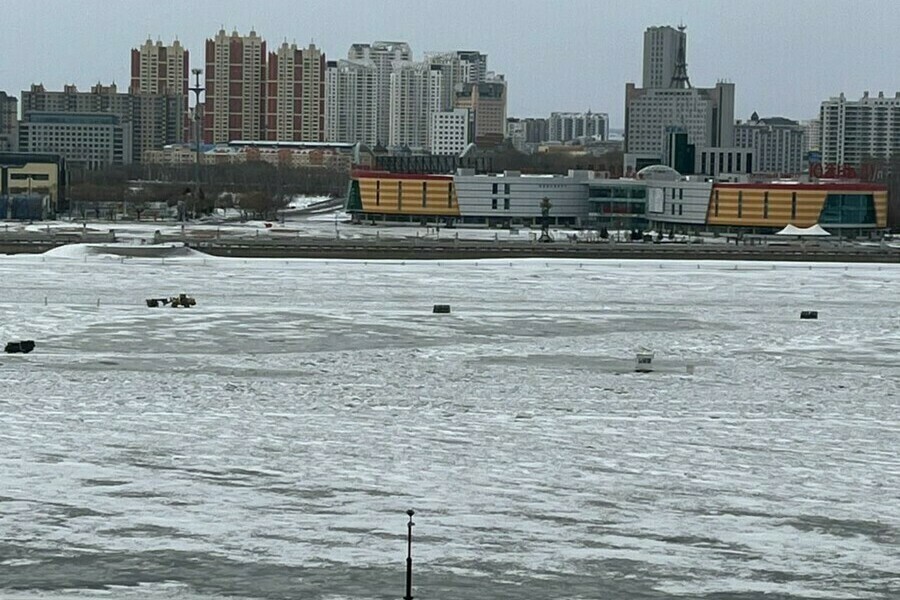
[679,204,683,216]
[714,189,719,217]
[503,198,510,210]
[671,203,675,215]
[492,182,498,194]
[397,181,402,210]
[763,191,769,219]
[678,188,683,200]
[791,191,797,221]
[491,198,498,210]
[737,191,743,218]
[376,179,380,206]
[671,188,676,200]
[448,183,453,208]
[504,183,510,195]
[422,181,427,207]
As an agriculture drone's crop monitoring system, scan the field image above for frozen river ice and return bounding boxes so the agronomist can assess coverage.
[0,252,898,599]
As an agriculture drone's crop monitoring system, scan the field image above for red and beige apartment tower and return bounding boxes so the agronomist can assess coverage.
[203,29,266,143]
[265,42,326,142]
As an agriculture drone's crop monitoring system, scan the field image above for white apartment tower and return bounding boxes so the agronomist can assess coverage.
[204,29,265,143]
[819,91,900,166]
[348,41,412,146]
[389,61,443,149]
[324,59,377,146]
[642,25,686,89]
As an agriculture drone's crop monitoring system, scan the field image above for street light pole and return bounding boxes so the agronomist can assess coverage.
[404,509,415,600]
[189,68,204,220]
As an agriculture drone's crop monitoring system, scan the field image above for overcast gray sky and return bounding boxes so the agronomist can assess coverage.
[2,0,897,127]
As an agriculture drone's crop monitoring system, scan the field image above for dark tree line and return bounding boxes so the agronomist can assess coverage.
[65,162,349,220]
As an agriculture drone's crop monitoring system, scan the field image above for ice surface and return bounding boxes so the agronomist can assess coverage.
[0,256,898,600]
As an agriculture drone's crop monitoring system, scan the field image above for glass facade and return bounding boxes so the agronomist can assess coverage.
[818,194,876,225]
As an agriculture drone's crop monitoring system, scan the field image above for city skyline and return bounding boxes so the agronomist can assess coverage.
[3,0,900,127]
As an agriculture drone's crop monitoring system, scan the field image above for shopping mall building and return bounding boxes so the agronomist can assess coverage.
[346,165,888,234]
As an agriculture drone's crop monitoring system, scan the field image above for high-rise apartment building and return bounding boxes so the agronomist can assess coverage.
[456,51,488,84]
[548,111,609,143]
[642,25,687,89]
[265,42,325,142]
[348,41,412,146]
[389,61,443,149]
[0,91,17,151]
[130,38,188,96]
[454,78,507,144]
[299,44,325,142]
[425,50,489,111]
[129,38,189,155]
[22,83,133,117]
[204,29,266,143]
[734,114,806,175]
[820,91,900,166]
[324,59,377,146]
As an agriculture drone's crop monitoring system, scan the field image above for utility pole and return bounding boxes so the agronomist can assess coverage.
[189,68,204,220]
[404,509,415,600]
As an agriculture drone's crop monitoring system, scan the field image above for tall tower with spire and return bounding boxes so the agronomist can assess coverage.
[642,25,687,89]
[668,25,691,88]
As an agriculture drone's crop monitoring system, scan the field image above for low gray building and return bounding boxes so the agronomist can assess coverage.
[453,169,594,226]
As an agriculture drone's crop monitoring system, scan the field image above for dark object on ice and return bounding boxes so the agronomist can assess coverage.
[800,311,818,320]
[170,294,196,308]
[146,294,196,308]
[432,304,451,314]
[404,509,415,600]
[5,340,35,354]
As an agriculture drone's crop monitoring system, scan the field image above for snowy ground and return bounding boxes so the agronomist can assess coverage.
[0,254,898,599]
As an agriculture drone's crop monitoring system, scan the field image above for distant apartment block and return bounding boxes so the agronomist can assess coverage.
[325,59,377,146]
[548,111,609,143]
[348,41,412,146]
[21,83,179,164]
[801,118,821,154]
[506,117,549,152]
[734,113,806,175]
[429,109,469,155]
[820,91,900,166]
[204,29,266,143]
[0,91,17,151]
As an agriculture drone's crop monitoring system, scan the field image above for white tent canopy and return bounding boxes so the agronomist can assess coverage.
[775,224,831,237]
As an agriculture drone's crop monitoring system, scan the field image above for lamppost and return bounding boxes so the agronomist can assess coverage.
[404,509,415,600]
[189,68,204,220]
